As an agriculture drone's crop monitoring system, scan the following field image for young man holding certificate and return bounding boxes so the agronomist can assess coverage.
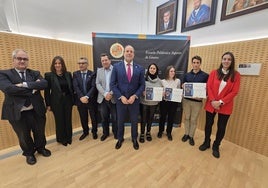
[181,55,208,146]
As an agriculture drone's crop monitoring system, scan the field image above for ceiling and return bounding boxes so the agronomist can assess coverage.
[0,0,148,44]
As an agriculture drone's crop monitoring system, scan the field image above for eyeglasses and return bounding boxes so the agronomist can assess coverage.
[77,62,87,65]
[15,57,29,61]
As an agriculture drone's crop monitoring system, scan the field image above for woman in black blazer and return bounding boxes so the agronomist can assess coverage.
[44,56,74,146]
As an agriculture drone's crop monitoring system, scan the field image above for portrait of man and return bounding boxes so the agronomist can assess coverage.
[186,0,211,27]
[156,0,178,34]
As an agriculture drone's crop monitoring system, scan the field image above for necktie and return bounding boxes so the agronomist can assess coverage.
[82,73,87,94]
[127,63,131,82]
[19,71,31,107]
[20,71,26,81]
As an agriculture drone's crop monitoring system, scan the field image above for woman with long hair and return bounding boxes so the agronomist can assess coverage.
[44,56,74,146]
[199,52,241,158]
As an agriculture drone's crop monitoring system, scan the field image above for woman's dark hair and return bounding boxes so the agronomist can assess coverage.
[50,56,67,73]
[217,52,236,82]
[145,63,159,81]
[165,65,176,80]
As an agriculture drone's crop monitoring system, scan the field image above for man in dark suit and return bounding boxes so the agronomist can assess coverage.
[159,10,173,32]
[0,49,51,165]
[110,45,145,150]
[96,53,117,141]
[73,57,98,140]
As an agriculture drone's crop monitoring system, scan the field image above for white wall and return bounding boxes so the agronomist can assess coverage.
[1,0,268,46]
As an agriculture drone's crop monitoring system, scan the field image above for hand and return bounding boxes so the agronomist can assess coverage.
[80,96,89,104]
[47,106,51,111]
[121,96,129,104]
[142,91,146,96]
[35,79,40,82]
[211,100,221,110]
[105,92,112,101]
[127,95,136,104]
[15,83,23,87]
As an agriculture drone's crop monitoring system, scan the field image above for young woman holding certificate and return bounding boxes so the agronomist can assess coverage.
[139,63,162,143]
[199,52,241,158]
[158,65,181,141]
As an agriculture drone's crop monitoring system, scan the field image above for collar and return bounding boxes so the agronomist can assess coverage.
[124,60,133,66]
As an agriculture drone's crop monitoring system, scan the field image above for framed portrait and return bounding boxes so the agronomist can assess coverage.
[221,0,268,21]
[181,0,218,32]
[156,0,178,35]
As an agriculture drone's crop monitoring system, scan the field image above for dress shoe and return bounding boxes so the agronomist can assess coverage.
[189,137,195,146]
[132,139,139,150]
[62,142,68,146]
[199,142,210,151]
[114,134,118,139]
[26,155,36,165]
[157,132,162,138]
[68,140,72,145]
[212,149,220,158]
[139,134,145,143]
[167,134,173,141]
[181,134,189,142]
[79,133,89,140]
[37,148,51,157]
[146,132,152,141]
[92,133,98,140]
[115,139,124,149]
[100,135,108,141]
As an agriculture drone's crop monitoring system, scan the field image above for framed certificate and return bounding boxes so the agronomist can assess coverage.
[183,83,207,98]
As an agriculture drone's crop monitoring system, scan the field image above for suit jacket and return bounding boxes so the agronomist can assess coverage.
[159,19,173,32]
[110,61,145,101]
[0,68,47,121]
[205,70,240,115]
[96,66,115,104]
[44,72,74,110]
[73,70,97,105]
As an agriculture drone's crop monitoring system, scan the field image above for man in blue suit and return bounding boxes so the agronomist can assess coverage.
[110,45,145,150]
[73,57,98,141]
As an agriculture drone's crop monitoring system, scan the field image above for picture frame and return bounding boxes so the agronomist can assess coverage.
[156,0,178,35]
[181,0,218,32]
[221,0,268,21]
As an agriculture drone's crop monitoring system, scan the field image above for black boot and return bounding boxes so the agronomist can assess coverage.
[199,139,211,151]
[212,142,220,158]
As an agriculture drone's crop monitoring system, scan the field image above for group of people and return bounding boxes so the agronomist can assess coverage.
[0,47,240,165]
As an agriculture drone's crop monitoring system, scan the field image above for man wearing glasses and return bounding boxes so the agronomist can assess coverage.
[0,49,51,165]
[73,57,98,141]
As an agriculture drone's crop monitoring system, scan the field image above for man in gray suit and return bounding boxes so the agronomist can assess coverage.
[96,53,117,141]
[0,49,51,165]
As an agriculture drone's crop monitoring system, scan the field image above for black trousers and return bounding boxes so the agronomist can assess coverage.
[77,102,98,134]
[204,111,230,147]
[9,110,46,156]
[52,95,73,144]
[140,104,157,134]
[159,101,178,134]
[99,100,117,136]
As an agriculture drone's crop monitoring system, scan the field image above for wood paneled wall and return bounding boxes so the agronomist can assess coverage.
[0,32,267,156]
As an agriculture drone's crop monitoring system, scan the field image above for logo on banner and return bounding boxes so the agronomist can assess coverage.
[110,43,124,58]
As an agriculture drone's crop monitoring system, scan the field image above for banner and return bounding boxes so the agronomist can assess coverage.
[92,33,190,80]
[92,33,190,124]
